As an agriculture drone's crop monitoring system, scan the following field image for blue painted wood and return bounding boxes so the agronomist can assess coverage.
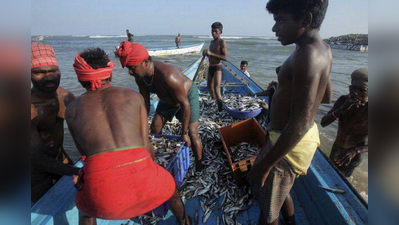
[31,58,368,225]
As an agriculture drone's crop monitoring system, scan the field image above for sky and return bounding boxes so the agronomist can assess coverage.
[31,0,368,38]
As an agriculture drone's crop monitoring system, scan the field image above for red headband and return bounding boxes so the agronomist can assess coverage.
[31,42,58,69]
[116,41,149,68]
[73,54,115,91]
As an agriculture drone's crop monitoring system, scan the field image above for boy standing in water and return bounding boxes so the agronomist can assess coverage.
[203,22,228,111]
[321,69,368,177]
[248,0,332,224]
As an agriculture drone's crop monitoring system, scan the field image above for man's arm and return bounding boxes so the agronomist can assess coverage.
[165,74,191,146]
[138,96,155,160]
[65,103,85,156]
[321,96,346,127]
[206,40,228,61]
[248,47,322,186]
[31,118,79,176]
[136,79,151,115]
[322,79,333,104]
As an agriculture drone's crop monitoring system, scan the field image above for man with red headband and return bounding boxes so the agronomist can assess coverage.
[117,41,204,171]
[66,48,190,224]
[31,42,79,204]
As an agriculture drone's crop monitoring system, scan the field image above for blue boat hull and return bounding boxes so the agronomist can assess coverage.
[31,58,368,225]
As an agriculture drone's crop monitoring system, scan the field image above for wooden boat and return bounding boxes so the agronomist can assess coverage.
[31,57,368,224]
[148,43,204,56]
[114,43,204,57]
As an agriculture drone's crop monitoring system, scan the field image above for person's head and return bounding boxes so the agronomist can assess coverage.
[266,0,329,45]
[126,29,129,33]
[178,33,180,36]
[240,61,248,72]
[350,69,368,103]
[116,41,152,79]
[31,42,60,93]
[211,22,223,39]
[73,48,115,91]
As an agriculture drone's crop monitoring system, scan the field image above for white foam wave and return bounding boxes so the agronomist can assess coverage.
[72,35,88,37]
[89,35,126,39]
[194,36,252,40]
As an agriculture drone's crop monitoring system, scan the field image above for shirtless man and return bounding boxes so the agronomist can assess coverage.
[126,29,134,43]
[31,42,79,204]
[175,33,182,48]
[203,22,228,111]
[66,48,190,224]
[247,1,332,224]
[321,69,368,177]
[117,41,203,171]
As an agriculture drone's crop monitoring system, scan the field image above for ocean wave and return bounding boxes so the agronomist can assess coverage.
[72,35,88,37]
[194,36,252,40]
[89,35,126,39]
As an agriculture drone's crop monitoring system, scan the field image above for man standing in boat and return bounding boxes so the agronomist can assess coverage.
[126,29,134,43]
[321,69,368,177]
[203,22,228,112]
[31,42,80,204]
[175,33,182,48]
[67,48,190,224]
[116,41,204,172]
[248,0,333,224]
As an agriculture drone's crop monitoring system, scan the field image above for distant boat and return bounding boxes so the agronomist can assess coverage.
[328,43,368,52]
[114,43,204,57]
[31,35,44,42]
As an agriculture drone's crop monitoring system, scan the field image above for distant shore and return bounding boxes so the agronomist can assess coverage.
[324,34,368,52]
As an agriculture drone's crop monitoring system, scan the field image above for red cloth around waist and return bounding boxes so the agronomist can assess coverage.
[75,147,176,220]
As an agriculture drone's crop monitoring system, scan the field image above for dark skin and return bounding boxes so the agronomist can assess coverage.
[203,28,228,110]
[31,65,79,203]
[240,63,248,73]
[66,84,190,225]
[127,60,203,171]
[247,12,333,225]
[321,85,368,173]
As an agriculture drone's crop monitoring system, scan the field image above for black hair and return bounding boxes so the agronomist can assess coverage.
[241,61,248,65]
[211,22,223,33]
[79,48,111,88]
[266,0,329,29]
[80,48,110,69]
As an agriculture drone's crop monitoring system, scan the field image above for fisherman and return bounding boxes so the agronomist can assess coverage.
[247,0,333,224]
[31,42,80,204]
[203,22,228,112]
[126,29,134,43]
[240,61,251,77]
[321,69,368,177]
[66,48,190,224]
[116,41,204,172]
[175,33,182,48]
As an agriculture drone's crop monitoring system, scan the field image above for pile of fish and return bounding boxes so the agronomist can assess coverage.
[151,135,182,168]
[230,142,261,163]
[139,94,269,224]
[223,94,265,112]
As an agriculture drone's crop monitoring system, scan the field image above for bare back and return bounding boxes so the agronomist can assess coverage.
[270,40,333,130]
[66,86,149,157]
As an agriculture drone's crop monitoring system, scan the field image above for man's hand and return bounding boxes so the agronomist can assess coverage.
[247,163,271,188]
[334,147,358,167]
[340,97,359,112]
[181,134,191,147]
[202,50,210,57]
[267,81,278,90]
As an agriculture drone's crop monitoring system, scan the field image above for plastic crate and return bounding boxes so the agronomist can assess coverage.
[218,118,267,187]
[148,134,191,218]
[223,104,263,120]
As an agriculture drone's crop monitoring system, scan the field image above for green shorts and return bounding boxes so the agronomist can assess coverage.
[156,83,200,124]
